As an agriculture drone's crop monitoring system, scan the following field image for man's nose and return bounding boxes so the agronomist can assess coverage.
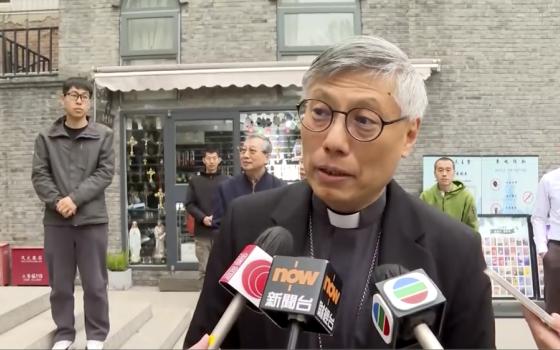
[322,115,350,154]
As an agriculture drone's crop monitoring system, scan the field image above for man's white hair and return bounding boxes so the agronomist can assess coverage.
[302,36,428,120]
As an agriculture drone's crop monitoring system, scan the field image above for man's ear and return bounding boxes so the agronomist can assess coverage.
[401,117,421,158]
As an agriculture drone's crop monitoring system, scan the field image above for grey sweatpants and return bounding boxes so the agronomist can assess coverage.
[44,224,109,342]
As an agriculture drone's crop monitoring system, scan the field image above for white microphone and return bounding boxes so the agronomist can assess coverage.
[371,264,446,349]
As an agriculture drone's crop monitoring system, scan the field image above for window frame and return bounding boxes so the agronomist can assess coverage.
[277,1,361,57]
[120,7,179,60]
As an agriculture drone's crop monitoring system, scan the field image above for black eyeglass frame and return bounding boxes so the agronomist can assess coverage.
[296,98,408,142]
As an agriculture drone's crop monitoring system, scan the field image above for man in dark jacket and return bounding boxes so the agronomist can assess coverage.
[212,134,285,229]
[32,77,114,350]
[185,146,230,280]
[186,36,494,349]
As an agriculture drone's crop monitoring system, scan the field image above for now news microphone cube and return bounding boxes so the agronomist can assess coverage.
[219,244,273,309]
[372,269,446,348]
[259,256,343,335]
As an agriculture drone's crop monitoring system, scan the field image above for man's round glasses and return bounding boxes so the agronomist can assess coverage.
[296,99,407,142]
[65,92,91,102]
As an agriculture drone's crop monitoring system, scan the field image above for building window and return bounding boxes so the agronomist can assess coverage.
[277,0,360,57]
[120,0,179,60]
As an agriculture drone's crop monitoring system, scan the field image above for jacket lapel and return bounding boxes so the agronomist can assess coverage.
[379,180,437,277]
[269,181,312,256]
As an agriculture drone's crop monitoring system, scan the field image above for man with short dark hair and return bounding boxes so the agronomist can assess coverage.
[32,77,114,350]
[185,146,230,280]
[420,157,479,231]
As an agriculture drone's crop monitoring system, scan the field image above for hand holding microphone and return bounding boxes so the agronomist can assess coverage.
[370,264,446,349]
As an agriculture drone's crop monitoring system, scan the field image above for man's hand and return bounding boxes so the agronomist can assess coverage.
[56,196,77,218]
[539,252,547,259]
[188,334,209,349]
[523,308,560,349]
[203,216,213,227]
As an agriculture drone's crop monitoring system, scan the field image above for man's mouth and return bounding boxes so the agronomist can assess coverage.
[318,166,351,177]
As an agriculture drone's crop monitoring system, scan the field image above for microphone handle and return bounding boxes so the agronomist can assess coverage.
[208,293,246,349]
[286,315,306,350]
[412,323,443,349]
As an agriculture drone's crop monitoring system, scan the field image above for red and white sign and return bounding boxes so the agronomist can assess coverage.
[219,244,272,308]
[11,247,49,286]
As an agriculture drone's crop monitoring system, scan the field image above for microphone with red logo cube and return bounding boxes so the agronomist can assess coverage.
[208,226,293,349]
[371,264,446,349]
[259,256,343,349]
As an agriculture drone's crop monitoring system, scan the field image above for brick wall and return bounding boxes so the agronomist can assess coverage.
[181,0,277,63]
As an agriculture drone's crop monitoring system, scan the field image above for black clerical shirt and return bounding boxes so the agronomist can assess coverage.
[302,192,386,348]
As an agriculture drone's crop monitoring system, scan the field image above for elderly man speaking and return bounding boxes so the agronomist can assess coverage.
[185,36,495,349]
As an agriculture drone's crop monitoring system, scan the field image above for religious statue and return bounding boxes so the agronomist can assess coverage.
[127,135,137,156]
[153,220,166,261]
[129,221,141,264]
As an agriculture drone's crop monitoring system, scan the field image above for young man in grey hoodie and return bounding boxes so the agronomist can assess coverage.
[32,77,115,350]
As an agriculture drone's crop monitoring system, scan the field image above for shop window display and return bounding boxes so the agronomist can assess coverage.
[126,115,166,265]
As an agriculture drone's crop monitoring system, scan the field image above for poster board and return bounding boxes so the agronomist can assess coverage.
[479,215,536,298]
[422,156,538,215]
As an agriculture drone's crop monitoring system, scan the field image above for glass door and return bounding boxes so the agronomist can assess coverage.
[164,112,238,270]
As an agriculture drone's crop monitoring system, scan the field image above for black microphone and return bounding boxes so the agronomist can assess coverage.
[208,226,294,349]
[259,256,343,349]
[370,264,446,349]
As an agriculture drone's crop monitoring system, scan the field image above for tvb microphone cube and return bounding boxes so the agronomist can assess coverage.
[373,269,446,348]
[259,256,343,335]
[219,244,272,309]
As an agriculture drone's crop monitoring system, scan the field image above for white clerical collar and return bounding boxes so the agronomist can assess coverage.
[327,208,360,229]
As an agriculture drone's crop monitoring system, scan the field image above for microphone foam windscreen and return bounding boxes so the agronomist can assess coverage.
[254,226,294,256]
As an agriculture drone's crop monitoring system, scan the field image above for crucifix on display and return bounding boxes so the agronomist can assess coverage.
[127,135,137,156]
[154,188,165,209]
[146,168,156,183]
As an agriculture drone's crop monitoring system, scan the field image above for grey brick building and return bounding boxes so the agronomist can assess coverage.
[1,0,559,284]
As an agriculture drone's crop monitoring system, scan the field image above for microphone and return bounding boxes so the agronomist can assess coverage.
[259,256,343,349]
[370,264,446,349]
[208,226,294,349]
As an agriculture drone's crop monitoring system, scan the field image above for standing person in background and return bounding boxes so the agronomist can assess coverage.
[420,157,479,231]
[212,134,285,229]
[32,77,114,350]
[185,146,230,280]
[531,167,560,313]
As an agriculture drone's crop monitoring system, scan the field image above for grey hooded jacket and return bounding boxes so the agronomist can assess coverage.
[31,116,115,226]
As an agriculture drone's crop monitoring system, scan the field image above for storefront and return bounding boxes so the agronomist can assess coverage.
[93,59,441,272]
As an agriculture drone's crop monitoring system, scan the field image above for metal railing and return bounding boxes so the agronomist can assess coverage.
[0,27,58,77]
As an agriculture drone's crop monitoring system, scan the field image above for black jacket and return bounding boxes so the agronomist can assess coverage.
[211,171,285,229]
[185,180,495,349]
[31,117,115,226]
[185,171,230,237]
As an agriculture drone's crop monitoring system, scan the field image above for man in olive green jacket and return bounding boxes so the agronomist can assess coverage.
[420,157,479,231]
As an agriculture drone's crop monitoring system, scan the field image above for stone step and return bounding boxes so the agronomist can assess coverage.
[0,295,84,349]
[120,306,192,349]
[73,292,152,350]
[173,330,187,349]
[0,286,50,335]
